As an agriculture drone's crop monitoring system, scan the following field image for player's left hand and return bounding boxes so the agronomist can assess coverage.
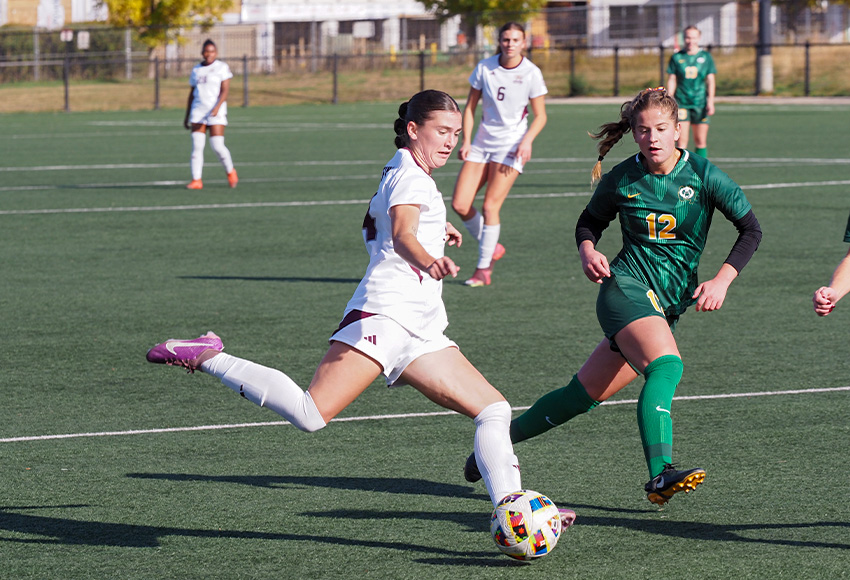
[692,277,730,311]
[445,222,462,247]
[515,141,532,164]
[426,256,460,280]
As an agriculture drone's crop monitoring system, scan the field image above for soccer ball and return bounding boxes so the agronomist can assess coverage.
[490,490,562,560]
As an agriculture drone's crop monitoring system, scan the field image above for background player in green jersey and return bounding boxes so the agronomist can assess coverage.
[463,88,762,506]
[666,26,716,158]
[813,213,850,315]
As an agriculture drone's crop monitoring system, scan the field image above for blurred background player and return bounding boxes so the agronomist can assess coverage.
[451,22,548,287]
[148,90,574,527]
[184,39,238,190]
[666,26,716,158]
[465,88,761,505]
[813,212,850,315]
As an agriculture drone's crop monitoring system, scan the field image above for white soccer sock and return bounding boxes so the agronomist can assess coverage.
[200,353,327,432]
[477,224,501,269]
[209,135,234,174]
[474,401,522,507]
[462,212,484,242]
[190,132,206,180]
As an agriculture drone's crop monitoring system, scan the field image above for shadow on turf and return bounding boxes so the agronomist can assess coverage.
[179,275,361,284]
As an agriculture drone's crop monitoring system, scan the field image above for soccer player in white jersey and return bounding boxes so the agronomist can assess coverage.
[184,39,238,190]
[147,90,575,527]
[451,22,548,287]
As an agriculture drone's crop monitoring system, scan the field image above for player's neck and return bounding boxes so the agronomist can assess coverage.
[499,54,522,69]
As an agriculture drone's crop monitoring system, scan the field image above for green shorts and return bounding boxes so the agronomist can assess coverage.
[596,274,679,342]
[678,106,710,125]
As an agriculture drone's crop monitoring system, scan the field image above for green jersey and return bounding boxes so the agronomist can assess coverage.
[667,50,716,109]
[587,150,752,316]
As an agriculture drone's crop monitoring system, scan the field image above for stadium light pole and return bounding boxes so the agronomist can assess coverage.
[757,0,774,94]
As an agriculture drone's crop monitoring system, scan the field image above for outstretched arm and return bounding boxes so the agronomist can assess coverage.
[813,247,850,316]
[391,204,459,280]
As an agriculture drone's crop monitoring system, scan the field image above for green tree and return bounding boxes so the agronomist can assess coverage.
[98,0,233,48]
[772,0,850,35]
[419,0,548,27]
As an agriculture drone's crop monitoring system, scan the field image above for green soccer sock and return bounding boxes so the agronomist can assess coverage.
[637,355,683,478]
[695,147,708,158]
[510,375,600,443]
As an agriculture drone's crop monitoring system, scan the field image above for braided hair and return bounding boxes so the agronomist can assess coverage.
[589,87,679,184]
[394,90,460,149]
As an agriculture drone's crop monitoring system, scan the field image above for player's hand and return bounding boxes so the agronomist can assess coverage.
[515,141,533,165]
[457,143,471,161]
[211,108,220,117]
[813,286,837,316]
[184,119,191,130]
[445,222,462,247]
[579,243,610,284]
[426,256,460,280]
[692,277,730,311]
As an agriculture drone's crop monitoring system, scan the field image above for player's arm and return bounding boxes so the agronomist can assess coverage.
[814,247,850,316]
[666,73,678,98]
[516,95,547,164]
[211,78,230,117]
[705,73,716,116]
[458,87,481,160]
[184,88,194,129]
[693,210,762,311]
[576,208,612,283]
[391,204,459,280]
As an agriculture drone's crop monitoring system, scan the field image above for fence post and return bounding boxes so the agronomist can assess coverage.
[419,50,425,92]
[125,27,132,80]
[569,46,575,96]
[333,53,339,105]
[804,41,810,97]
[613,45,619,97]
[754,44,760,96]
[243,54,249,107]
[659,44,665,87]
[154,56,160,111]
[63,54,70,112]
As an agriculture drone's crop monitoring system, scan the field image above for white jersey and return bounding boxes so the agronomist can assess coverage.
[189,59,233,124]
[344,148,449,339]
[469,54,547,150]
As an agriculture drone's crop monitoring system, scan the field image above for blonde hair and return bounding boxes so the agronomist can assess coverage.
[589,87,679,184]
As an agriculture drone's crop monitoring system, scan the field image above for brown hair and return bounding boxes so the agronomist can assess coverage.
[393,90,460,149]
[588,87,679,184]
[496,22,525,55]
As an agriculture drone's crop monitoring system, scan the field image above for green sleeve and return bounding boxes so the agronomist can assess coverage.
[844,212,850,243]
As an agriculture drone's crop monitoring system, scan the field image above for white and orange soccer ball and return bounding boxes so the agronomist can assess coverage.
[490,490,562,560]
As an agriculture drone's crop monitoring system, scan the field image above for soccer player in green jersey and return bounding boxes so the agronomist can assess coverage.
[464,88,762,505]
[813,213,850,315]
[666,26,716,157]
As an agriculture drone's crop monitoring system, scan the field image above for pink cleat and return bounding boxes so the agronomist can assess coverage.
[492,243,506,262]
[558,508,577,530]
[464,267,492,287]
[146,331,223,373]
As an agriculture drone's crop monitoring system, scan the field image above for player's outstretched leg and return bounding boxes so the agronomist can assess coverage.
[644,464,706,505]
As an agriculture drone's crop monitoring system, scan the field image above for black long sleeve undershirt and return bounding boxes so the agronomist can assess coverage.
[574,207,762,274]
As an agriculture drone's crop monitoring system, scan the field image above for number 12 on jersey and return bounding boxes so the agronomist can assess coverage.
[646,213,677,240]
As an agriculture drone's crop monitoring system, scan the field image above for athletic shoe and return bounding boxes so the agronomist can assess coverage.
[492,243,506,262]
[146,331,223,373]
[644,464,706,505]
[227,169,239,188]
[186,179,203,190]
[558,508,577,529]
[463,452,482,483]
[464,267,492,287]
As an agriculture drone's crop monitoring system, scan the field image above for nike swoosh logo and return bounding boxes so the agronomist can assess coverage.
[655,405,671,414]
[165,340,211,355]
[627,193,640,198]
[544,416,558,426]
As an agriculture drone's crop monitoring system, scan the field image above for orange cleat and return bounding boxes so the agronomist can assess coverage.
[492,243,506,262]
[227,169,239,188]
[186,179,203,190]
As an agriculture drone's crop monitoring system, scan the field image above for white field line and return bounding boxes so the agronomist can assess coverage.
[2,178,850,216]
[1,385,847,444]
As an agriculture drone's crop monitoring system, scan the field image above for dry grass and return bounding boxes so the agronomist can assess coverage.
[1,45,847,113]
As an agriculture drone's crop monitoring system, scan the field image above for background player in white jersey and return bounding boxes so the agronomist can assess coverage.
[451,22,548,287]
[184,39,238,190]
[147,90,573,523]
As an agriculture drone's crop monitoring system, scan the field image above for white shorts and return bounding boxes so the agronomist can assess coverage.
[465,142,525,173]
[330,312,457,386]
[189,106,228,126]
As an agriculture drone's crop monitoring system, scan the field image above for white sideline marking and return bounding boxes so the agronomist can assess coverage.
[2,179,850,216]
[1,386,847,444]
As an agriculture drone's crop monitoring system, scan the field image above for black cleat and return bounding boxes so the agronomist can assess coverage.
[645,464,706,505]
[463,452,482,483]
